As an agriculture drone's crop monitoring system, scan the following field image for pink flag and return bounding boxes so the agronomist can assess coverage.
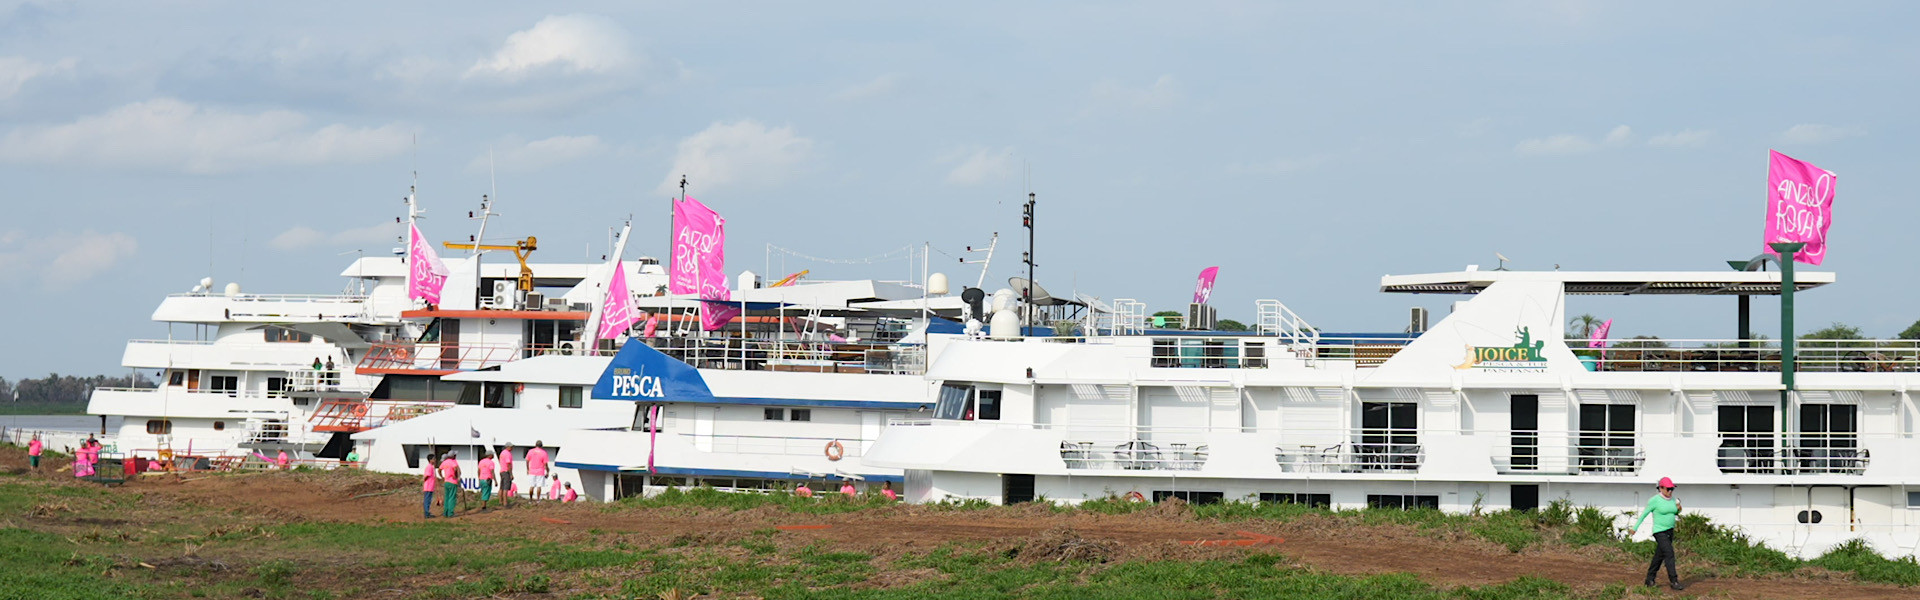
[595,264,638,342]
[1587,319,1612,349]
[407,222,450,304]
[700,298,743,331]
[1192,266,1220,305]
[670,198,728,297]
[1764,150,1836,265]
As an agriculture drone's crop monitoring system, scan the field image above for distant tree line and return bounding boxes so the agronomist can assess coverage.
[0,373,156,405]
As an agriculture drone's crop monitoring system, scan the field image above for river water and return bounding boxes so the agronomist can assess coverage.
[0,414,118,434]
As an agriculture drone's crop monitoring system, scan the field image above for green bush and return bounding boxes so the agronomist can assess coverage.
[1811,539,1920,586]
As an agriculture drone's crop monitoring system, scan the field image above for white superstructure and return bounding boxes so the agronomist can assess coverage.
[866,269,1920,559]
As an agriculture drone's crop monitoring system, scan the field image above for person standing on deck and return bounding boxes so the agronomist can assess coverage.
[421,454,439,519]
[526,441,549,500]
[27,435,41,470]
[497,443,515,508]
[1633,477,1685,590]
[440,450,461,517]
[476,451,496,510]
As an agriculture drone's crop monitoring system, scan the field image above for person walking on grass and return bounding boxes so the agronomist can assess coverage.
[526,441,550,500]
[1633,476,1685,590]
[440,450,461,517]
[497,443,515,508]
[476,451,496,510]
[422,453,440,519]
[27,434,42,470]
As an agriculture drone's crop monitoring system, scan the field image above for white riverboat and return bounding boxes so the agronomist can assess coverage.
[864,269,1920,559]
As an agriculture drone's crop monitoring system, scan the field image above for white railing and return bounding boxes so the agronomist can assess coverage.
[1275,439,1424,473]
[1712,434,1871,475]
[166,293,368,303]
[1491,432,1645,475]
[1061,440,1208,471]
[679,433,866,458]
[651,338,927,376]
[1572,338,1920,373]
[127,339,217,346]
[1255,299,1320,348]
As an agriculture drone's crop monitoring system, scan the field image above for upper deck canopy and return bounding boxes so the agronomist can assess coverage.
[1379,270,1836,296]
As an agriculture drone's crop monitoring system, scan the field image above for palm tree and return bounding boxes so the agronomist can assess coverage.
[1568,313,1604,340]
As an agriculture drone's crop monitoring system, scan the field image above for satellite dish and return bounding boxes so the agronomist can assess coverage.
[1076,293,1114,314]
[1007,277,1054,304]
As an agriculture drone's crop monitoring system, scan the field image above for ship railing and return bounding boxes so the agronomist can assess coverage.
[1568,338,1920,373]
[678,433,868,458]
[1274,437,1424,474]
[357,342,522,372]
[645,337,926,375]
[308,399,452,432]
[1492,432,1645,475]
[126,338,218,346]
[1060,440,1210,471]
[1027,335,1415,369]
[286,370,372,394]
[166,292,369,303]
[1711,433,1871,475]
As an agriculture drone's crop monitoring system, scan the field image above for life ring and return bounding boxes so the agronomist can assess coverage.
[824,440,845,462]
[350,403,369,419]
[394,346,413,362]
[1125,491,1147,503]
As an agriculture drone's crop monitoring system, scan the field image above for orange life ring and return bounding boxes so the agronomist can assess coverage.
[824,440,845,462]
[1125,491,1147,503]
[350,403,369,419]
[394,346,413,362]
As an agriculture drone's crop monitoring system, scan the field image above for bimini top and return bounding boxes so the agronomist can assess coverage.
[1379,270,1836,296]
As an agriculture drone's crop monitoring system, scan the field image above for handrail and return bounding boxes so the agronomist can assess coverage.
[166,293,368,303]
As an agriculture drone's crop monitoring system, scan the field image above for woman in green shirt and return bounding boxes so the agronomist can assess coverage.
[1633,476,1684,590]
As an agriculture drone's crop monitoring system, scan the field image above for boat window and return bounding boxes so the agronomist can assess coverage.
[1577,404,1636,473]
[266,377,289,398]
[1258,493,1331,508]
[559,386,583,409]
[209,375,239,396]
[213,421,225,431]
[1367,494,1439,510]
[976,390,1002,421]
[146,419,172,435]
[1717,405,1775,474]
[482,382,516,408]
[168,370,185,386]
[1152,490,1224,504]
[265,327,313,343]
[935,383,974,420]
[764,408,785,421]
[418,318,443,343]
[790,409,812,422]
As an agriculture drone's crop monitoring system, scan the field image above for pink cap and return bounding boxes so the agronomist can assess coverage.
[1657,476,1675,488]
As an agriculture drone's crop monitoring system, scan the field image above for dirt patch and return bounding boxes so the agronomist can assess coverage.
[1002,526,1121,564]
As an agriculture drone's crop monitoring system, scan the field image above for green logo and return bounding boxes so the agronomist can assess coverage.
[1454,327,1549,370]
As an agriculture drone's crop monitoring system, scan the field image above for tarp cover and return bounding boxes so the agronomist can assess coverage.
[591,341,714,401]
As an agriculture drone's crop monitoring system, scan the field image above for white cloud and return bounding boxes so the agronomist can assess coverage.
[0,230,137,288]
[1087,74,1182,113]
[0,98,414,174]
[1779,124,1863,145]
[942,146,1017,186]
[1602,125,1632,145]
[833,74,901,101]
[1515,124,1630,156]
[466,135,608,173]
[269,222,402,251]
[0,55,75,99]
[656,121,813,195]
[467,14,634,80]
[1647,129,1713,148]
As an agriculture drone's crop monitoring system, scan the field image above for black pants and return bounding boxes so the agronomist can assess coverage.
[1645,529,1678,584]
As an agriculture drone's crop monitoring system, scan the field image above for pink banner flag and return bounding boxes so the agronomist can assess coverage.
[670,198,728,297]
[1192,266,1220,305]
[700,298,743,331]
[407,222,450,304]
[1587,319,1612,349]
[595,264,638,342]
[1764,150,1837,265]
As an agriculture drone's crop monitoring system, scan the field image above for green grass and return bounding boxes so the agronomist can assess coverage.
[0,528,155,600]
[1810,539,1920,586]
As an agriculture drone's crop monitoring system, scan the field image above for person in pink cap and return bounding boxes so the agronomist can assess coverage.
[26,434,42,470]
[1633,476,1684,590]
[794,482,814,498]
[497,443,515,508]
[439,450,461,517]
[421,453,440,519]
[476,451,497,510]
[526,441,550,500]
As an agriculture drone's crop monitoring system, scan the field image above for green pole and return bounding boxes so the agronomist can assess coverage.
[1769,241,1805,465]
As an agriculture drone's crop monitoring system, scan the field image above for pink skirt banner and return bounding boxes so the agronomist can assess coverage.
[407,222,450,304]
[1192,266,1220,305]
[1764,150,1836,265]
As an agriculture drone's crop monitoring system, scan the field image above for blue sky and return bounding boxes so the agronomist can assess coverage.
[2,1,1916,378]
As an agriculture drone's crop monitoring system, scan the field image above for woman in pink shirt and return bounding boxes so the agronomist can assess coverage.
[794,482,814,498]
[276,450,291,470]
[27,435,42,470]
[439,451,461,517]
[421,454,439,519]
[881,481,898,501]
[840,482,858,498]
[476,452,496,510]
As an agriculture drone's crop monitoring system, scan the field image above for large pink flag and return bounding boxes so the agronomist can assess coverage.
[1764,150,1836,265]
[595,264,638,342]
[1587,319,1612,349]
[670,198,728,297]
[407,222,450,304]
[1192,266,1220,305]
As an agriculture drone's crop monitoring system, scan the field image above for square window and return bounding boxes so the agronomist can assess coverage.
[764,408,785,421]
[977,390,1002,421]
[789,409,811,422]
[559,386,583,409]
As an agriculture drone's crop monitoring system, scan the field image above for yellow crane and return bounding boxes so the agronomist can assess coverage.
[443,236,539,293]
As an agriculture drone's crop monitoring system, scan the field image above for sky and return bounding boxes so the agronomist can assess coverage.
[2,1,1917,379]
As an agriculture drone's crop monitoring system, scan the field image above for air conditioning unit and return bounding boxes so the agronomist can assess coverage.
[524,292,545,310]
[1409,307,1429,334]
[558,341,577,356]
[1186,302,1217,331]
[489,280,514,309]
[545,297,567,311]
